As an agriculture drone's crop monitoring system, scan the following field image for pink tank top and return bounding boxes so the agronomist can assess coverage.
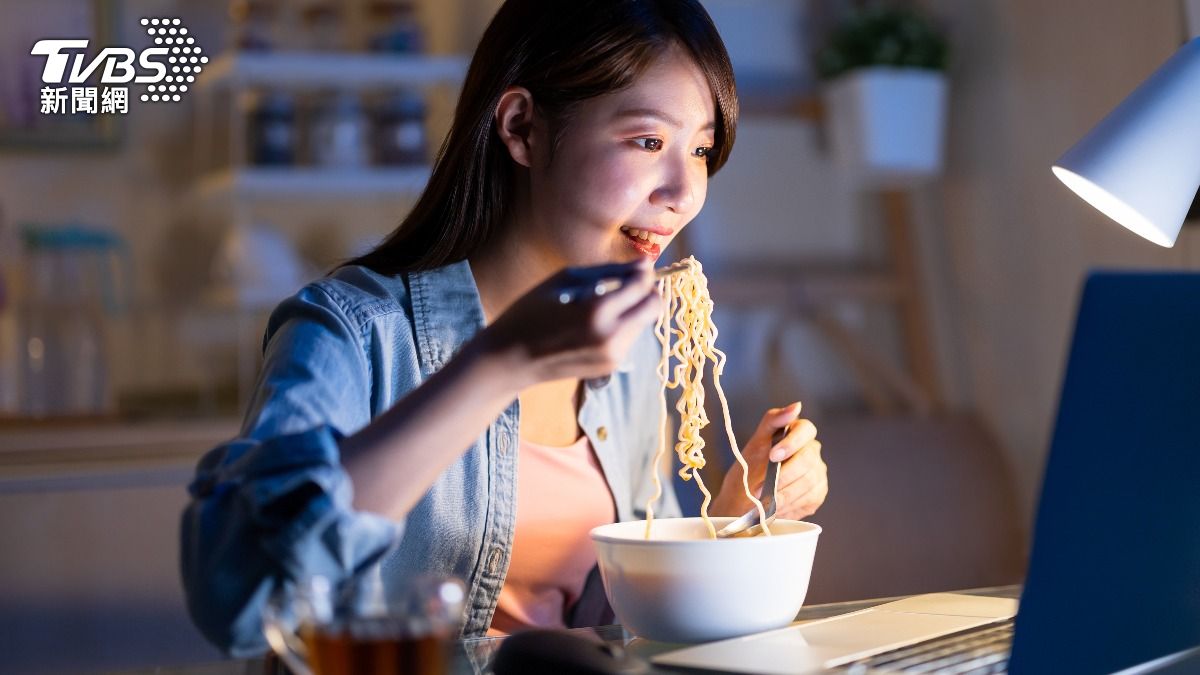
[488,434,616,635]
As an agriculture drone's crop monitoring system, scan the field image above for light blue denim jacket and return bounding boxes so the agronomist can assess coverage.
[180,260,680,656]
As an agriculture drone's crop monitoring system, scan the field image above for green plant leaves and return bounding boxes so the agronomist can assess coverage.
[814,5,949,80]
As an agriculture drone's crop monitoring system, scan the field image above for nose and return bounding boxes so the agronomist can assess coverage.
[650,154,703,215]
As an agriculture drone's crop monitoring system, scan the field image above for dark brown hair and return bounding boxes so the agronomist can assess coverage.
[346,0,739,275]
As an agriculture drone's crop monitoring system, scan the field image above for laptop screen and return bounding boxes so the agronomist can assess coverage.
[1010,272,1200,674]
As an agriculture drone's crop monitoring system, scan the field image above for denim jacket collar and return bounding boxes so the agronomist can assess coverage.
[407,261,488,376]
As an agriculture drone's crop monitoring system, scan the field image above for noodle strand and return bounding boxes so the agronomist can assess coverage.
[642,256,772,539]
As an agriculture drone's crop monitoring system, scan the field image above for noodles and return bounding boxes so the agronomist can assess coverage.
[643,256,771,539]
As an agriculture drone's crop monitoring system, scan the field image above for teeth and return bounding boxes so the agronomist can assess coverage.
[622,226,663,245]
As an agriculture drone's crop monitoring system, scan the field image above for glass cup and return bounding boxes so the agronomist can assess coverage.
[263,572,466,675]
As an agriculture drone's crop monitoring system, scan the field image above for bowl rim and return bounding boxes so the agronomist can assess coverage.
[590,517,822,547]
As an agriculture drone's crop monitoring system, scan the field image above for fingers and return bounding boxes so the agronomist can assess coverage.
[560,258,651,284]
[775,450,828,519]
[751,402,802,449]
[778,475,829,520]
[549,259,651,306]
[720,435,826,519]
[595,262,656,321]
[752,438,821,494]
[617,283,664,327]
[503,260,661,382]
[769,418,818,462]
[557,263,657,379]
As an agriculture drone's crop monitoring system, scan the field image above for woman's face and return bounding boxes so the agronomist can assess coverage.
[523,45,718,267]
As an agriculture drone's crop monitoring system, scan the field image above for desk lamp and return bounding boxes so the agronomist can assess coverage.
[1052,37,1200,247]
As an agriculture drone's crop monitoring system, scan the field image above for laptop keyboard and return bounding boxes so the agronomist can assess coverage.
[838,618,1014,674]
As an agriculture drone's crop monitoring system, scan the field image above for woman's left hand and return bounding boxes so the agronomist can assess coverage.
[711,402,828,521]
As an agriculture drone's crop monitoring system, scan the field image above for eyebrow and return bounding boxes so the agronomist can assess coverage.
[613,107,715,132]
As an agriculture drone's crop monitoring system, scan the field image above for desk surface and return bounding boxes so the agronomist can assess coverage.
[116,585,1021,675]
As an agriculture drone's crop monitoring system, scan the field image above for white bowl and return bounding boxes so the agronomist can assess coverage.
[590,517,821,643]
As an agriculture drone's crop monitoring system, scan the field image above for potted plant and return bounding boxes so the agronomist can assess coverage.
[814,4,950,184]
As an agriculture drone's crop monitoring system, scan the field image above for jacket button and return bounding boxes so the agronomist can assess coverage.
[487,546,503,576]
[596,426,608,441]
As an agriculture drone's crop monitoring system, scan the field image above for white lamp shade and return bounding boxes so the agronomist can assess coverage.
[1052,37,1200,248]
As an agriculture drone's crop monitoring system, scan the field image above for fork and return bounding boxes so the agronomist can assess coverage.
[715,424,791,538]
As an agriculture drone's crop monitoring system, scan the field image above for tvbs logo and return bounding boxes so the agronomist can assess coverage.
[32,17,206,109]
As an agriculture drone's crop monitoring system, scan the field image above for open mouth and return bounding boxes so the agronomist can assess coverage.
[620,226,666,257]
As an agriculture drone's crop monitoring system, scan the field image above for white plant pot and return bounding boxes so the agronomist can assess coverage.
[822,67,948,186]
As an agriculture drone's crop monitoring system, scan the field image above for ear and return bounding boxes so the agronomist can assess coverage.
[494,86,540,168]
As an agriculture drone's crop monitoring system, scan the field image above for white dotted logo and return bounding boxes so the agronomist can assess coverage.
[139,17,206,103]
[30,16,208,115]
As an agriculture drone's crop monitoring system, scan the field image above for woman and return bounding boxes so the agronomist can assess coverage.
[182,0,828,654]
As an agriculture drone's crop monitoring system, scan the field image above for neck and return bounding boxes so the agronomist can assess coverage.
[469,228,562,324]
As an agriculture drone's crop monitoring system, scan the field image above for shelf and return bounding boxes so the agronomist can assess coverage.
[197,51,470,90]
[193,166,432,199]
[736,74,824,120]
[0,416,239,492]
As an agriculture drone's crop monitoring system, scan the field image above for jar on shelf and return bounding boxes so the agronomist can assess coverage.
[366,0,425,53]
[309,91,370,168]
[300,1,343,52]
[15,224,130,417]
[373,90,427,165]
[230,0,277,51]
[247,90,297,165]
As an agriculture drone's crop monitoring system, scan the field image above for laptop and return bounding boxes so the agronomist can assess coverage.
[654,271,1200,674]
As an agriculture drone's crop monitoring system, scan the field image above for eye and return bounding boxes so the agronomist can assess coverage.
[634,138,663,152]
[693,146,712,158]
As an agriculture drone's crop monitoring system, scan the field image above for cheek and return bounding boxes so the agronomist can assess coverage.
[572,159,651,224]
[691,174,709,214]
[593,158,649,206]
[678,168,709,225]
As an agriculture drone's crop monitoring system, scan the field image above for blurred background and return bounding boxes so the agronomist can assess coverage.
[1,0,1199,672]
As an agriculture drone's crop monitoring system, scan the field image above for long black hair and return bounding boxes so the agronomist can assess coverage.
[346,0,739,275]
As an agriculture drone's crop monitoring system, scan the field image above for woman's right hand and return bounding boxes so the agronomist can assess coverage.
[342,258,658,520]
[483,259,662,385]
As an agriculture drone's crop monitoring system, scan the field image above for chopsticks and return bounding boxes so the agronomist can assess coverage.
[558,261,690,304]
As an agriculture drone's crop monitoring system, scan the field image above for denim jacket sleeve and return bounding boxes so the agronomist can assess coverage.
[179,283,401,656]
